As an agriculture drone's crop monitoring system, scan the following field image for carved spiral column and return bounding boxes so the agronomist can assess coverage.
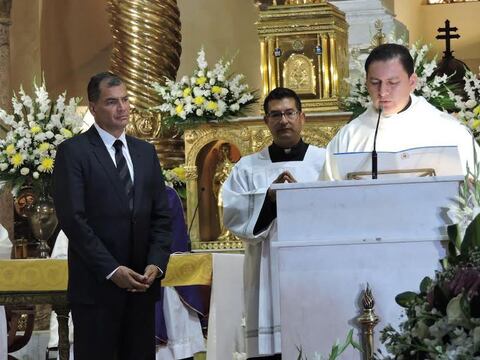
[0,0,13,241]
[107,0,181,109]
[107,0,184,167]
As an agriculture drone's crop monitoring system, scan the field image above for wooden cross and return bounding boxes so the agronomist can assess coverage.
[436,19,460,57]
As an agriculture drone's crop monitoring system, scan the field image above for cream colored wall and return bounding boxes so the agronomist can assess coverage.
[40,0,112,101]
[393,0,423,42]
[394,0,480,72]
[177,0,261,97]
[10,0,111,103]
[10,0,42,94]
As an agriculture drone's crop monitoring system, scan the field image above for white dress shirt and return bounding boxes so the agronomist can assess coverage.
[93,122,134,183]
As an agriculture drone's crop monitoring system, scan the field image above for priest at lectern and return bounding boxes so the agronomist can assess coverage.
[323,43,479,180]
[221,88,326,359]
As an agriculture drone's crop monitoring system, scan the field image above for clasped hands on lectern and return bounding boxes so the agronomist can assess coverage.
[267,170,297,202]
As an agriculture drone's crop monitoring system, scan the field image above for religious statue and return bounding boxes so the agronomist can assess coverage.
[212,143,236,241]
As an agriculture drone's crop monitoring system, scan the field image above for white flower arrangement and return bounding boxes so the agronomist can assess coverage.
[377,156,480,359]
[343,38,480,138]
[454,72,480,139]
[151,48,257,128]
[0,80,84,195]
[446,148,480,248]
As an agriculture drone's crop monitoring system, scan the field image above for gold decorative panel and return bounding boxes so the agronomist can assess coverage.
[184,113,351,251]
[257,2,349,113]
[283,54,316,95]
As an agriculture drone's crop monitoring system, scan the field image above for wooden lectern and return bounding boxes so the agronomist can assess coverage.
[270,176,463,359]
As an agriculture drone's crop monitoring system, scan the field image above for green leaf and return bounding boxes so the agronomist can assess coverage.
[329,345,339,359]
[419,277,433,294]
[461,212,480,254]
[447,224,461,254]
[395,291,418,307]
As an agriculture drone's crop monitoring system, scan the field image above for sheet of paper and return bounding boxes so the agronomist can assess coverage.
[333,145,463,180]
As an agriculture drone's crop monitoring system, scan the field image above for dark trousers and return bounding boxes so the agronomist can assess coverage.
[71,293,155,360]
[248,355,282,360]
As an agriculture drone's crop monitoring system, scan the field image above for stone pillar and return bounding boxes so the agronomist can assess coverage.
[0,0,13,242]
[329,0,408,51]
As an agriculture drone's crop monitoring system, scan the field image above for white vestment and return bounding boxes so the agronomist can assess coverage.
[222,145,326,357]
[323,94,479,180]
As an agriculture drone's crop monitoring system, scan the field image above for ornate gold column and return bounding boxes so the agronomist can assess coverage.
[107,0,184,167]
[0,0,13,241]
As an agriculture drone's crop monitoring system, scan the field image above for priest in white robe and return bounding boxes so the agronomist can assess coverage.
[323,43,479,180]
[222,88,326,359]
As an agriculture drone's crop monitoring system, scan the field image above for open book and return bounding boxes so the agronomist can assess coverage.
[333,145,463,180]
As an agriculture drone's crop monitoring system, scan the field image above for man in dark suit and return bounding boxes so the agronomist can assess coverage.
[53,72,172,360]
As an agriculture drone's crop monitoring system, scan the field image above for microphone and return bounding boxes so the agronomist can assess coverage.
[372,105,383,179]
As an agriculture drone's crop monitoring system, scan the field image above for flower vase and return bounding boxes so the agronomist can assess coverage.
[26,192,58,258]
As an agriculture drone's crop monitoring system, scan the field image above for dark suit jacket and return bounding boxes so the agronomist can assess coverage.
[53,125,172,305]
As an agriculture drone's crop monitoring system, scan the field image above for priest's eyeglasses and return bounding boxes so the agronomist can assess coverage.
[267,110,299,121]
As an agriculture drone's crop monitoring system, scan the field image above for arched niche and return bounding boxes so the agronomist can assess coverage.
[183,112,350,252]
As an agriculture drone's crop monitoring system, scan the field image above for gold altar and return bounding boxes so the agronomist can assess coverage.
[184,113,351,251]
[257,1,349,112]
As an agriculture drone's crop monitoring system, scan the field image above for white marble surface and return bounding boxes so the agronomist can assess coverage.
[272,176,462,243]
[277,240,444,359]
[271,176,462,358]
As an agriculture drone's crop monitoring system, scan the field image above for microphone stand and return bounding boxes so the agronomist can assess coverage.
[372,106,382,179]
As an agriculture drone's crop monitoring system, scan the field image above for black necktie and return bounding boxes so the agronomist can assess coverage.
[113,140,134,211]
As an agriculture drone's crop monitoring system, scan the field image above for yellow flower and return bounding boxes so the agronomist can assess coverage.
[206,101,218,111]
[212,86,222,94]
[474,105,480,116]
[61,128,73,138]
[38,142,50,152]
[175,104,184,115]
[472,119,480,130]
[40,157,54,172]
[171,166,186,182]
[30,126,41,134]
[5,144,15,155]
[10,153,24,167]
[196,77,207,86]
[183,87,192,97]
[194,96,205,105]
